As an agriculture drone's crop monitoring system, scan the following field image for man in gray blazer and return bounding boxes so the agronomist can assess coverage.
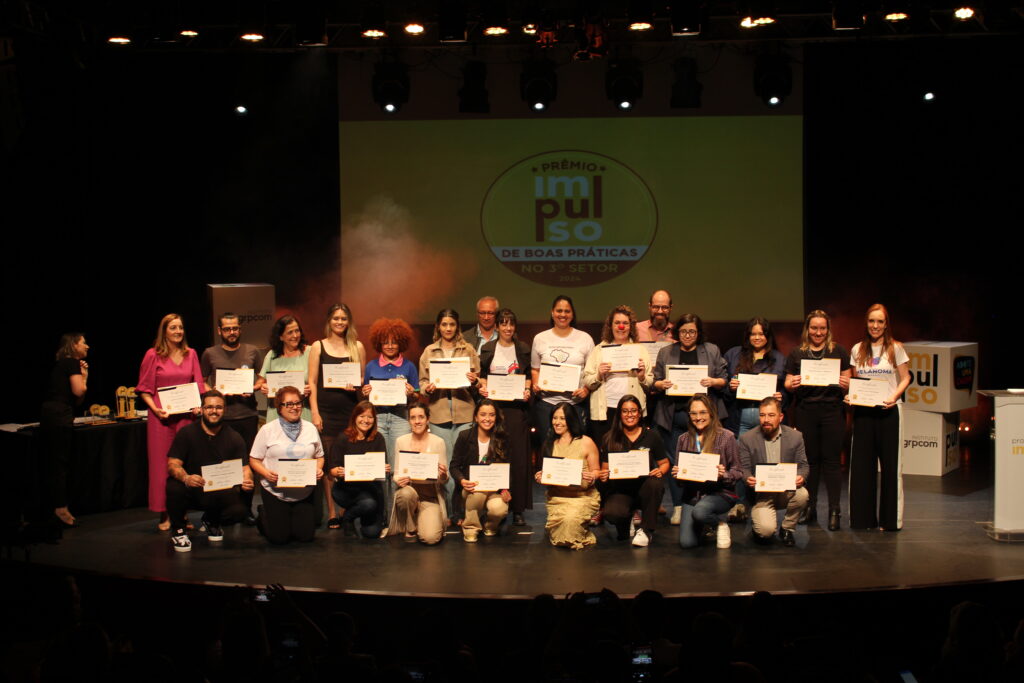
[738,397,809,547]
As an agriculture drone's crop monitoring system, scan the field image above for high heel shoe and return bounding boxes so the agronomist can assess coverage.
[799,506,817,525]
[828,509,841,531]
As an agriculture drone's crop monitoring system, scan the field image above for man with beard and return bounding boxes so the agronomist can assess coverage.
[635,290,674,342]
[166,391,254,552]
[738,396,809,547]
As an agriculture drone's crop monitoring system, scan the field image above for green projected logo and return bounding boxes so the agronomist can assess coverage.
[481,150,658,287]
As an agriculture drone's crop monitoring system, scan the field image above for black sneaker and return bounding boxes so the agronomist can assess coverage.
[170,530,192,553]
[201,521,224,542]
[779,528,796,547]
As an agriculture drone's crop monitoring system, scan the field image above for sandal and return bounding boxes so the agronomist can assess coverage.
[327,517,342,530]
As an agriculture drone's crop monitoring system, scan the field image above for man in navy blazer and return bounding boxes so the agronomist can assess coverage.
[738,397,809,547]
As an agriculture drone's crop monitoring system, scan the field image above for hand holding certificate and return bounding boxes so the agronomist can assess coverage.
[541,457,584,487]
[215,369,255,395]
[277,459,317,488]
[266,371,305,398]
[800,358,840,386]
[665,365,707,396]
[848,378,890,407]
[344,452,387,481]
[396,451,437,480]
[323,362,361,389]
[469,463,510,492]
[639,341,671,367]
[202,459,243,491]
[537,362,582,393]
[755,463,797,492]
[157,382,202,415]
[602,344,638,373]
[676,451,720,482]
[487,373,526,401]
[369,379,407,406]
[607,451,650,479]
[430,357,472,389]
[737,373,778,400]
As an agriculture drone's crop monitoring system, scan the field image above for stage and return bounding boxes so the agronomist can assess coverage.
[16,453,1022,600]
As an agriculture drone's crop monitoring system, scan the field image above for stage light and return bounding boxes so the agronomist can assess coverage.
[754,53,791,107]
[404,22,425,35]
[235,105,248,115]
[606,60,643,111]
[883,1,909,21]
[522,23,538,34]
[628,0,654,30]
[521,60,557,112]
[832,0,865,30]
[923,91,935,101]
[670,57,702,108]
[107,34,131,45]
[521,0,540,34]
[439,0,467,42]
[180,29,199,37]
[241,31,264,42]
[483,0,510,36]
[373,62,409,113]
[670,0,701,36]
[458,61,489,113]
[741,0,777,28]
[953,5,975,20]
[361,2,387,39]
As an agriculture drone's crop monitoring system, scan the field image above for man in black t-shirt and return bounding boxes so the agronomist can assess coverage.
[165,390,254,552]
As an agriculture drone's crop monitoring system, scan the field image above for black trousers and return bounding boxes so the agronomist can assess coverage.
[259,490,316,545]
[601,476,665,534]
[794,401,846,511]
[39,403,73,513]
[223,416,259,518]
[165,478,247,531]
[849,406,903,530]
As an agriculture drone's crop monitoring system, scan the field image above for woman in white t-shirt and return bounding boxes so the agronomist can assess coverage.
[848,303,911,531]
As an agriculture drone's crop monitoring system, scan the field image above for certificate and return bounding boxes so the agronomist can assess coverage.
[202,459,243,492]
[322,362,361,389]
[277,459,316,488]
[607,451,650,479]
[430,357,471,389]
[537,362,582,393]
[848,378,890,407]
[800,358,840,386]
[737,373,778,400]
[755,463,797,492]
[369,379,407,406]
[639,341,671,367]
[676,451,720,482]
[157,382,201,415]
[541,457,584,487]
[344,452,386,481]
[396,450,437,480]
[469,463,510,492]
[602,344,639,372]
[215,368,255,395]
[265,371,305,398]
[665,365,707,396]
[487,373,526,401]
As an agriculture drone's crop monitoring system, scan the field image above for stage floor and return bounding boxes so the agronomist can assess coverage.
[19,457,1023,599]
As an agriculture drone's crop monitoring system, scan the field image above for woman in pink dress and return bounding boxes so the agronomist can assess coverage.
[137,313,207,530]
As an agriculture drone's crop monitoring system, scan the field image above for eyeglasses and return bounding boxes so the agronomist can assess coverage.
[650,305,671,311]
[220,326,240,332]
[620,408,640,416]
[688,410,710,417]
[679,329,698,337]
[477,311,496,317]
[281,401,303,409]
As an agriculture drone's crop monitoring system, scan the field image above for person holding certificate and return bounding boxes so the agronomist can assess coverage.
[583,305,654,446]
[783,309,851,531]
[361,318,418,478]
[308,303,366,528]
[670,395,742,550]
[535,402,601,549]
[249,386,324,545]
[137,313,207,531]
[328,401,391,539]
[652,313,728,526]
[388,404,448,544]
[723,317,787,436]
[596,395,669,547]
[530,295,595,447]
[450,400,511,542]
[847,304,911,532]
[259,315,312,423]
[478,308,533,526]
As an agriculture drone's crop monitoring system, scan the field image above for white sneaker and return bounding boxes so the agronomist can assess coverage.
[632,528,650,547]
[670,506,682,525]
[716,522,731,549]
[170,530,192,553]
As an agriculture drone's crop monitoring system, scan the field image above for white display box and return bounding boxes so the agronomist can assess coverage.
[903,341,978,414]
[901,408,960,476]
[207,283,276,349]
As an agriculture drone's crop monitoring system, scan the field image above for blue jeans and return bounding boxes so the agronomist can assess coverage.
[738,406,759,435]
[679,494,735,548]
[376,410,411,524]
[659,409,690,508]
[430,421,471,520]
[332,483,383,538]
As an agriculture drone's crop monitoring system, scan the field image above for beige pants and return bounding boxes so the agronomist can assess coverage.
[462,490,508,534]
[394,487,445,545]
[751,488,809,538]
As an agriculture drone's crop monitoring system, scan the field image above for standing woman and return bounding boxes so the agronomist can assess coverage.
[583,305,653,445]
[328,401,391,539]
[530,295,595,444]
[652,313,728,525]
[259,315,312,423]
[535,402,601,550]
[40,333,89,527]
[361,318,419,468]
[784,310,851,530]
[478,308,532,525]
[848,304,911,531]
[723,317,787,436]
[389,404,448,544]
[450,400,511,542]
[138,314,207,531]
[309,303,365,528]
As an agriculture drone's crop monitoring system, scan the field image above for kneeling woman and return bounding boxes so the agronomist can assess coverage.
[597,394,669,548]
[672,394,742,549]
[249,386,324,544]
[328,401,391,539]
[450,400,511,542]
[536,402,601,549]
[388,404,449,544]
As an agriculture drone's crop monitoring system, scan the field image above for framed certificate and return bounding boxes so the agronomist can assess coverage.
[265,371,305,398]
[487,373,526,401]
[157,382,201,415]
[755,463,797,492]
[541,457,584,486]
[277,459,316,488]
[344,452,386,481]
[676,451,720,482]
[665,365,707,396]
[602,344,639,372]
[607,451,649,479]
[429,357,472,389]
[800,358,840,387]
[202,459,243,491]
[369,379,407,406]
[848,378,890,407]
[323,362,361,389]
[737,373,777,401]
[215,368,255,395]
[396,450,437,480]
[470,463,510,492]
[537,362,582,393]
